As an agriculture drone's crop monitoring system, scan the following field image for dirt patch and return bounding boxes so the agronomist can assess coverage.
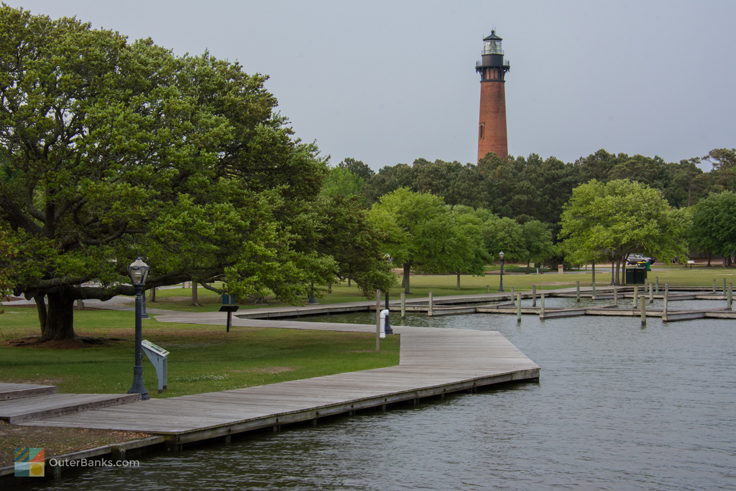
[4,336,124,349]
[0,421,150,468]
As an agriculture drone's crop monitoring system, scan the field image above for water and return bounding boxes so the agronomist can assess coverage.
[25,308,736,490]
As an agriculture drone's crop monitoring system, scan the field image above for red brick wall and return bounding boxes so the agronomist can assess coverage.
[477,81,508,160]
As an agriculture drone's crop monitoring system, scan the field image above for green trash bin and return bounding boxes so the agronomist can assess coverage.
[625,268,647,285]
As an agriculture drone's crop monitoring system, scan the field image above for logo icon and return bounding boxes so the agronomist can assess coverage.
[14,448,45,477]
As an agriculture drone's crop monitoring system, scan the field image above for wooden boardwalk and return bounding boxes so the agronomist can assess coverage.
[18,322,539,447]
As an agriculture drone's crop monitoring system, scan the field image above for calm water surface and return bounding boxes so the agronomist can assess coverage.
[28,307,736,490]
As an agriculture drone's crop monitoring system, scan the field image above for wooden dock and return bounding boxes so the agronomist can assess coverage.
[15,322,539,449]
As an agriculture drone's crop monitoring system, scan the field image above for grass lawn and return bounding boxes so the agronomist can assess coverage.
[0,307,399,397]
[132,265,736,313]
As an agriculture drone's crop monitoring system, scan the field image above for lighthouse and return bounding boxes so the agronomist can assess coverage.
[476,30,510,160]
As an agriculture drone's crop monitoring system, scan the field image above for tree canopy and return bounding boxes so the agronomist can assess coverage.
[559,179,687,283]
[689,191,736,266]
[0,6,331,339]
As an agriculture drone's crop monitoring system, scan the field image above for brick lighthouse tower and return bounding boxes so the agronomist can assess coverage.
[476,30,510,160]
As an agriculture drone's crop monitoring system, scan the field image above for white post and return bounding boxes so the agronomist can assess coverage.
[400,291,406,318]
[428,291,433,317]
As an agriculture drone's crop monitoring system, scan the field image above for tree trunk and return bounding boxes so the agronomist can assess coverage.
[456,272,461,290]
[610,261,615,285]
[34,295,47,331]
[149,287,156,303]
[347,278,351,287]
[191,282,200,306]
[707,254,711,267]
[41,287,77,340]
[402,263,411,294]
[591,261,596,286]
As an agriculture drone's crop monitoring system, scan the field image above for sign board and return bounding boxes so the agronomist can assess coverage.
[142,339,168,392]
[141,339,169,357]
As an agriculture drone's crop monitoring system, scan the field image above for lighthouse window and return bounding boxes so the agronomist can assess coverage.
[479,123,485,139]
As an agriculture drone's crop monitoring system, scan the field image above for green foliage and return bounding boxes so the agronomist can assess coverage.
[689,191,736,261]
[559,179,687,282]
[320,166,366,200]
[0,6,329,338]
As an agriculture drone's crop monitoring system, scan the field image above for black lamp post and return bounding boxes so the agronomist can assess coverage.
[127,257,150,400]
[499,251,505,292]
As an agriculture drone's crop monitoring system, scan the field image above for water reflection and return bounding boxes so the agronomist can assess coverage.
[27,311,736,490]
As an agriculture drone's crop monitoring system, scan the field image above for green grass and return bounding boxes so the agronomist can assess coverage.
[0,307,399,398]
[134,265,736,313]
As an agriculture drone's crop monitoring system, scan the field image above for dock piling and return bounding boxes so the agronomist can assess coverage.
[613,284,618,305]
[516,292,522,323]
[576,281,580,303]
[532,285,537,307]
[639,295,646,326]
[727,282,733,310]
[375,290,381,351]
[428,292,434,317]
[539,293,545,319]
[400,292,406,318]
[663,284,669,322]
[655,277,660,294]
[633,285,638,307]
[648,282,654,304]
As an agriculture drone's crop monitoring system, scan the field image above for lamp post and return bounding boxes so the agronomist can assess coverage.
[499,251,505,292]
[128,257,150,400]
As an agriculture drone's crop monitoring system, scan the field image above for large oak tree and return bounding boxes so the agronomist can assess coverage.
[0,6,328,339]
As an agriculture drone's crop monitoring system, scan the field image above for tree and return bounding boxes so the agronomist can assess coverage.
[520,220,555,270]
[367,188,450,293]
[320,166,366,200]
[689,191,736,266]
[315,195,394,294]
[338,157,374,181]
[0,6,328,340]
[559,179,687,284]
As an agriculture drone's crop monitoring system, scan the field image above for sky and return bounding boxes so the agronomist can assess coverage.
[6,0,736,169]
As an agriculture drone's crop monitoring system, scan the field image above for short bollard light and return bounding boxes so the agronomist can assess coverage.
[380,309,390,338]
[128,257,150,400]
[384,291,393,335]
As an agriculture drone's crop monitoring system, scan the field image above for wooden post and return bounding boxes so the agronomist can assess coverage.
[655,276,660,294]
[639,294,646,326]
[516,292,522,323]
[613,284,618,305]
[648,281,654,304]
[539,293,545,319]
[727,282,732,310]
[375,290,381,351]
[532,285,537,307]
[592,281,596,299]
[400,292,406,318]
[723,278,727,294]
[576,281,580,303]
[428,291,433,317]
[632,285,638,307]
[663,284,669,323]
[712,279,716,294]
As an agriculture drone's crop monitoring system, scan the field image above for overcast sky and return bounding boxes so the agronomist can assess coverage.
[7,0,736,168]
